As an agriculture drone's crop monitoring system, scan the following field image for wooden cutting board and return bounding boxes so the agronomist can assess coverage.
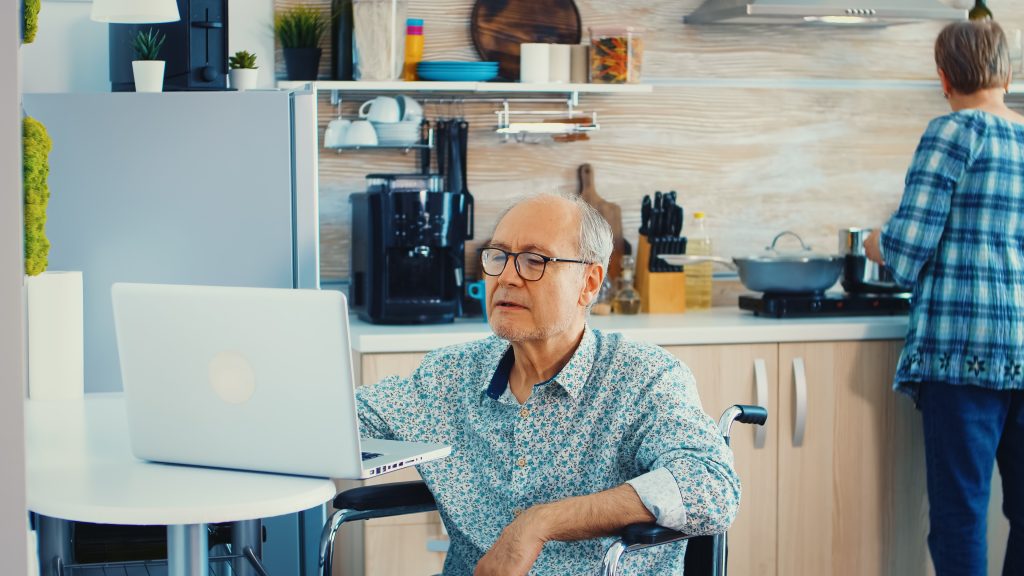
[578,164,625,282]
[471,0,582,82]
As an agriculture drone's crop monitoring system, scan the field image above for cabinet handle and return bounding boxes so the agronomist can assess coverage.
[753,358,768,449]
[792,357,807,447]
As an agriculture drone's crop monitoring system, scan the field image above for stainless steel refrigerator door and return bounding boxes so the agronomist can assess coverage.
[23,91,310,393]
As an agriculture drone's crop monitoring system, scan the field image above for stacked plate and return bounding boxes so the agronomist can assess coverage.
[417,61,499,82]
[372,120,422,146]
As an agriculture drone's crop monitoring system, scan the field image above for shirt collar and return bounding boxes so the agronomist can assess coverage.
[482,327,596,401]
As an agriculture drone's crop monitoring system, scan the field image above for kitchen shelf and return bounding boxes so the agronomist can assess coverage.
[325,143,431,152]
[277,80,653,95]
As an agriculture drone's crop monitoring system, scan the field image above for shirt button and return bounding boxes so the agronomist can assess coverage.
[516,457,527,467]
[519,408,530,419]
[512,507,523,517]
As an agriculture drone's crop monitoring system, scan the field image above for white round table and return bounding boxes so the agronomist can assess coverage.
[26,394,337,576]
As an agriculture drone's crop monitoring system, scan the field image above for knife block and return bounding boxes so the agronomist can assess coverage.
[634,236,686,314]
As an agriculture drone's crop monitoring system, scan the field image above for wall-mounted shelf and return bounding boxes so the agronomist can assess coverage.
[277,80,654,96]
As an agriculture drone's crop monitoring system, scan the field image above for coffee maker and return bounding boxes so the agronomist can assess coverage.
[350,174,474,324]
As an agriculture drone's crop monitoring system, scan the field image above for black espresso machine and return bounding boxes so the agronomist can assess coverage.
[350,174,474,324]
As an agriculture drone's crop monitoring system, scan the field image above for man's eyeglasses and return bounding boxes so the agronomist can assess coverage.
[480,247,591,282]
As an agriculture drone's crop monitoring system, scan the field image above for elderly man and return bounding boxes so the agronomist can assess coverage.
[356,193,739,575]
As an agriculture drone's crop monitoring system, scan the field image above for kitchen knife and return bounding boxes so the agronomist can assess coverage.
[640,195,651,236]
[653,191,663,236]
[671,204,683,236]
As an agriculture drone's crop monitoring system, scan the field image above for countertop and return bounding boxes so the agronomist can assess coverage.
[348,308,910,353]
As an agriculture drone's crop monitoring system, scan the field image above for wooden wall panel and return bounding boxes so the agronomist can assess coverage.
[274,0,1024,282]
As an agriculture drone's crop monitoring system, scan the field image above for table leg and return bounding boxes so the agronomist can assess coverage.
[168,524,209,576]
[35,515,72,576]
[232,519,263,576]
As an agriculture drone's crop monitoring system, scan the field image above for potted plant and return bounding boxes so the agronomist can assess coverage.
[275,5,328,80]
[228,50,259,91]
[131,28,167,93]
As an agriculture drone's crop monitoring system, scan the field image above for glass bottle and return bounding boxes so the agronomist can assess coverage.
[402,18,423,81]
[684,212,713,310]
[331,0,355,80]
[969,0,992,21]
[613,254,641,314]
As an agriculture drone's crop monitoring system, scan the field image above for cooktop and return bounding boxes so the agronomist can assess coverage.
[739,292,912,318]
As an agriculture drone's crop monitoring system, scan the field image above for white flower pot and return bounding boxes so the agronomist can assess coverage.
[132,60,165,93]
[229,68,259,91]
[25,271,84,400]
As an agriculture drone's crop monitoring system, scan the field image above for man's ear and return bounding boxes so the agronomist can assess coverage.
[579,263,605,307]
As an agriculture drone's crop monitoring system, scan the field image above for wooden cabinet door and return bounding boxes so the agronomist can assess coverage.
[778,340,928,576]
[335,352,445,576]
[666,344,778,576]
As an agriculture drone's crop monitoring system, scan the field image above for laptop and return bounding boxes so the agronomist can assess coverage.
[111,282,451,479]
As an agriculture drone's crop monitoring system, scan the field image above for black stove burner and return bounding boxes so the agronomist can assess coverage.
[739,292,911,318]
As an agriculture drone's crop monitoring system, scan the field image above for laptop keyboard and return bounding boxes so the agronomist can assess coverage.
[361,451,382,461]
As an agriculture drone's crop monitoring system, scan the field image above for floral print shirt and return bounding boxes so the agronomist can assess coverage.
[881,111,1024,401]
[356,327,740,575]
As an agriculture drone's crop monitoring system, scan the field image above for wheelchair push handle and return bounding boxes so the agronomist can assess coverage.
[718,404,768,439]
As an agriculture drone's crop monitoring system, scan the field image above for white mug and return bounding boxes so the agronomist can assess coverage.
[341,120,378,147]
[358,96,401,123]
[520,43,550,83]
[324,118,351,148]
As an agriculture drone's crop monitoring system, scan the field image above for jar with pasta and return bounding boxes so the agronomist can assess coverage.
[588,26,643,84]
[353,0,408,81]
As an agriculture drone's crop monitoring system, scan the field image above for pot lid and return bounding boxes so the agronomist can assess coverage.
[741,231,840,262]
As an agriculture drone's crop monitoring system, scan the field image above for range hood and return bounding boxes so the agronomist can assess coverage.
[684,0,967,25]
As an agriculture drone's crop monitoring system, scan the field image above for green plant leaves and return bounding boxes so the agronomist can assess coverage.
[229,50,258,69]
[23,0,40,44]
[23,116,51,277]
[132,28,166,61]
[275,6,328,49]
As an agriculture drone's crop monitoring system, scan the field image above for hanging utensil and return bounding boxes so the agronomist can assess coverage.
[458,120,474,239]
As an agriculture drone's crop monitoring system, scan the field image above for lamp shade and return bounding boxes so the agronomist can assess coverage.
[90,0,181,23]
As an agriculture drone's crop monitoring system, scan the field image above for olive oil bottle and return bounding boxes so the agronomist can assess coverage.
[969,0,993,21]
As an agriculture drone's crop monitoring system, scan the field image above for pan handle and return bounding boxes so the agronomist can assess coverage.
[657,254,737,270]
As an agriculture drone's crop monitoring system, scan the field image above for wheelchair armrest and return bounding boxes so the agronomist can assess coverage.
[620,522,696,547]
[332,480,436,512]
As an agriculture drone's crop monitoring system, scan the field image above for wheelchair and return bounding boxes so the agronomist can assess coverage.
[319,404,767,576]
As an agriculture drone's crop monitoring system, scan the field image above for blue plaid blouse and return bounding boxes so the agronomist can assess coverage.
[356,328,739,575]
[881,110,1024,400]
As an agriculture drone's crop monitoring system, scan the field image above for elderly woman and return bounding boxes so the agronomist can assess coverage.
[864,20,1024,576]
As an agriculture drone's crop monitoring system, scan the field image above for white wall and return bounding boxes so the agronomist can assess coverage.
[2,0,28,574]
[22,0,276,93]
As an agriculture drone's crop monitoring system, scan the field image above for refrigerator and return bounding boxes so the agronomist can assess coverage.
[22,90,324,575]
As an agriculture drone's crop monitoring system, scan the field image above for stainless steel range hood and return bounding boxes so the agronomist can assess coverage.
[684,0,967,25]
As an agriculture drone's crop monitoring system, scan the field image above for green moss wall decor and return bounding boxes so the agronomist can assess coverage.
[23,116,51,277]
[23,0,40,44]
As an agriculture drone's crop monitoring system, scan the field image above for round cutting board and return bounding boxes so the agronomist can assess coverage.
[471,0,582,82]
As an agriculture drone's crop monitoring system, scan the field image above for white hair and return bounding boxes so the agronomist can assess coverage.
[493,192,613,274]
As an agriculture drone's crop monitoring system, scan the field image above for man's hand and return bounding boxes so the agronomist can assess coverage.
[864,229,885,265]
[473,508,548,576]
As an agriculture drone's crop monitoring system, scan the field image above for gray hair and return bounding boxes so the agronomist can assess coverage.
[494,192,613,274]
[935,20,1011,95]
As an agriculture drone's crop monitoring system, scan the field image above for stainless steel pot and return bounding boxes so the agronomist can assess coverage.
[662,231,844,294]
[838,228,909,294]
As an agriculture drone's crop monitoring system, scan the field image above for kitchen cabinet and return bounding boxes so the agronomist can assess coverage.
[777,341,929,576]
[346,339,928,576]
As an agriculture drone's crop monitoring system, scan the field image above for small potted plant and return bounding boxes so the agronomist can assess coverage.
[228,50,259,91]
[275,5,328,81]
[131,28,167,93]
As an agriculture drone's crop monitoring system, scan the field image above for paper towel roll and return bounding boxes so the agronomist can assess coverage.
[520,43,550,84]
[570,44,589,83]
[549,44,571,83]
[26,271,84,400]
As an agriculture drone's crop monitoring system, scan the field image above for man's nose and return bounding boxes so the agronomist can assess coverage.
[497,258,524,286]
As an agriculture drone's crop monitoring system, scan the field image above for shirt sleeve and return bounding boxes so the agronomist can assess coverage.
[626,363,740,535]
[881,115,980,287]
[355,374,407,441]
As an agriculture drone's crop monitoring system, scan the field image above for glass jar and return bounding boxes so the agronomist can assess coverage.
[353,0,408,81]
[588,26,644,84]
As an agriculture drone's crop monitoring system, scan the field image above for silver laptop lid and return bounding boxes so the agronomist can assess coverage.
[111,283,364,478]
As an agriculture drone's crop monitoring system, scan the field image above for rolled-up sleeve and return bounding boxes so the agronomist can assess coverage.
[881,116,978,287]
[627,364,740,535]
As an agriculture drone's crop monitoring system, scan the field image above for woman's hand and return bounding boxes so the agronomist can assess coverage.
[864,229,885,265]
